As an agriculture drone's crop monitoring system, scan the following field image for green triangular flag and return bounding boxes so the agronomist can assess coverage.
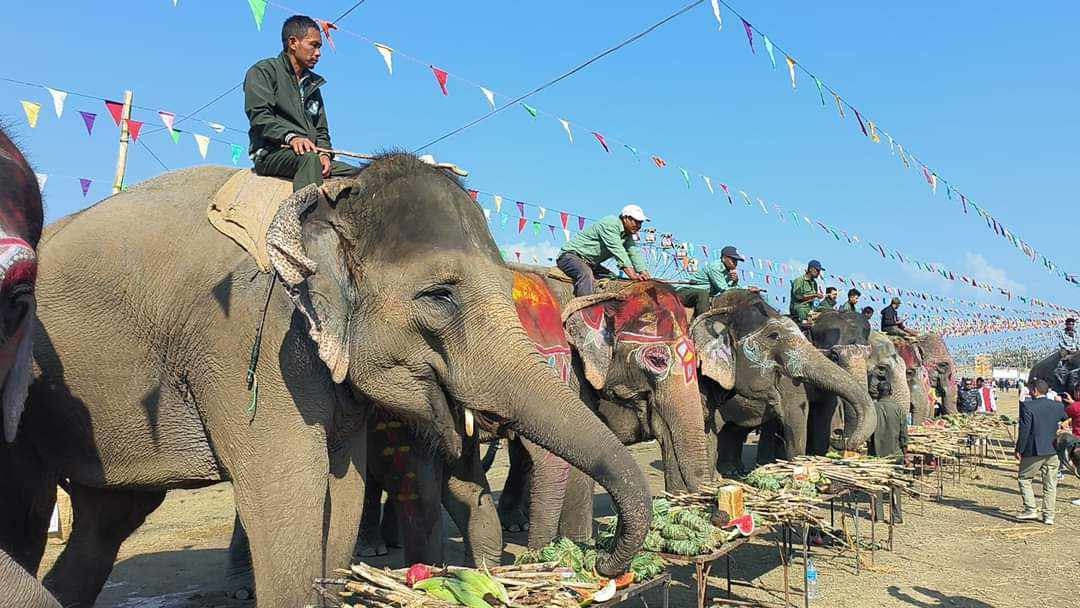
[169,129,181,144]
[814,78,826,106]
[231,144,244,165]
[532,221,541,236]
[248,0,267,30]
[679,168,691,189]
[521,103,538,118]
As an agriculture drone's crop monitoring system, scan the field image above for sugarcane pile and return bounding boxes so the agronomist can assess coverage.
[909,415,1017,463]
[316,559,648,608]
[665,479,828,529]
[907,424,969,459]
[753,456,920,497]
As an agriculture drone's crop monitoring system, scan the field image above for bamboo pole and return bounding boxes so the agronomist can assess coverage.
[111,90,134,195]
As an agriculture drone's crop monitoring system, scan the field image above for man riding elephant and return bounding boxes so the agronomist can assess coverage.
[0,155,651,607]
[789,260,825,330]
[555,204,651,297]
[677,245,758,317]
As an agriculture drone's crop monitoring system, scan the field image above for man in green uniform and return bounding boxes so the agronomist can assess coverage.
[789,260,825,327]
[244,15,357,192]
[677,245,758,317]
[868,375,907,522]
[839,288,861,313]
[815,286,838,312]
[556,204,651,296]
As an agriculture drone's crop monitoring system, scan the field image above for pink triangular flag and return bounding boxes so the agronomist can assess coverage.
[104,100,124,126]
[430,66,449,95]
[159,111,176,132]
[127,120,144,142]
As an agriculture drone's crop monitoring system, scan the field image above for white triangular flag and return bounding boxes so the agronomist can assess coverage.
[159,111,176,132]
[703,175,714,194]
[538,207,546,220]
[480,87,495,109]
[710,0,722,29]
[207,122,225,133]
[563,229,571,241]
[559,118,573,143]
[493,195,503,213]
[193,133,210,159]
[483,208,491,220]
[374,43,394,75]
[35,173,47,191]
[46,88,67,118]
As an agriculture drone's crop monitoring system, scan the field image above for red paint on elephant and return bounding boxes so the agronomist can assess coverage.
[512,272,572,384]
[611,282,697,385]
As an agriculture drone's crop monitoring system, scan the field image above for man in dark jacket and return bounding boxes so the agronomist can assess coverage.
[244,15,357,191]
[956,378,980,414]
[1015,379,1068,524]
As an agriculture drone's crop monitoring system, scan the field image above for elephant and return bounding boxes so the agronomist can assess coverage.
[0,156,650,607]
[692,291,877,473]
[805,310,878,456]
[917,333,958,416]
[890,338,932,424]
[0,127,58,608]
[1029,350,1080,399]
[868,331,912,426]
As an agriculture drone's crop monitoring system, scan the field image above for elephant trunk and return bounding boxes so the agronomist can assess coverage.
[451,329,650,577]
[794,347,876,451]
[940,378,958,415]
[651,381,710,493]
[0,238,36,444]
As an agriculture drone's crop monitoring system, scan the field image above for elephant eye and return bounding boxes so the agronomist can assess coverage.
[767,331,781,341]
[417,286,456,306]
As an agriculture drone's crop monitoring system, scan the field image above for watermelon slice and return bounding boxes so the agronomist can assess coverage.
[721,513,756,536]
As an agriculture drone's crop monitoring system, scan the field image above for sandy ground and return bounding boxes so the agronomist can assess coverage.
[39,391,1079,607]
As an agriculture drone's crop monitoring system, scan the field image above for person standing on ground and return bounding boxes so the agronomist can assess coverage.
[956,378,980,415]
[245,15,357,192]
[789,260,825,328]
[677,245,758,317]
[1015,379,1068,525]
[881,297,918,337]
[867,374,906,523]
[556,205,651,297]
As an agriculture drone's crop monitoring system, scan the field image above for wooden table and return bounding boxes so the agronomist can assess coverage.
[593,573,671,608]
[660,536,770,608]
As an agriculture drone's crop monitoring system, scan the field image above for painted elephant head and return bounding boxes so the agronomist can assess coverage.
[694,291,877,451]
[891,338,931,424]
[264,155,648,575]
[868,332,910,410]
[805,310,878,451]
[562,281,707,493]
[917,333,957,415]
[0,128,42,444]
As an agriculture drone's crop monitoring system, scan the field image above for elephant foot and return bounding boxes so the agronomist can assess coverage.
[355,541,389,557]
[498,505,530,533]
[224,566,254,601]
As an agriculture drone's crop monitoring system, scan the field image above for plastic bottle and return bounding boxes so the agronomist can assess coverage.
[806,558,819,602]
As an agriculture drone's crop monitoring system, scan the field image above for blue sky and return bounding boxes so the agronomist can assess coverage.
[5,1,1077,352]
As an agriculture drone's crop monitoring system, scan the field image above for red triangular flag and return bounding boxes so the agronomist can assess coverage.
[126,120,144,142]
[105,100,124,126]
[517,217,528,233]
[317,19,338,51]
[591,131,610,153]
[560,211,569,229]
[430,66,449,95]
[468,189,478,201]
[651,156,667,168]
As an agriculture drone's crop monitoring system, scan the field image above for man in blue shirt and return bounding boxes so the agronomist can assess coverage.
[677,245,757,317]
[556,204,651,296]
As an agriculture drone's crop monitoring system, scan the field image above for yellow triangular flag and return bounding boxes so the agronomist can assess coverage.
[868,121,881,143]
[20,101,41,128]
[833,93,845,119]
[493,195,503,213]
[193,133,210,159]
[374,43,394,75]
[785,56,797,90]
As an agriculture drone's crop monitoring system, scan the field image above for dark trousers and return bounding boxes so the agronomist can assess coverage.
[254,149,357,192]
[678,288,712,318]
[556,253,610,297]
[883,325,908,337]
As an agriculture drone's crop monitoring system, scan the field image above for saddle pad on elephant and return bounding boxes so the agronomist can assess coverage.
[546,266,572,283]
[206,170,293,273]
[545,266,621,293]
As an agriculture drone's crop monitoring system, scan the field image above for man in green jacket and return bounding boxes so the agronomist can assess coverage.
[815,286,838,312]
[789,260,824,327]
[244,15,357,192]
[677,245,758,317]
[556,204,651,296]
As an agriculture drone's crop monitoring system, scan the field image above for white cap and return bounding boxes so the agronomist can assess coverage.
[620,204,649,222]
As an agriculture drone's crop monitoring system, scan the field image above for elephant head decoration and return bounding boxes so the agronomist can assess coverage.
[917,333,958,416]
[890,338,932,424]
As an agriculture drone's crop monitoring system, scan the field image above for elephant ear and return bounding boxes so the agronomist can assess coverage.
[689,308,735,390]
[266,180,359,384]
[562,293,618,390]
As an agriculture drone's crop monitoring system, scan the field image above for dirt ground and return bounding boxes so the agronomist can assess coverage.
[40,391,1079,607]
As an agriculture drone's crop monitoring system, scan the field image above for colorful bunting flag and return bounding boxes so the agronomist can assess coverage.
[481,86,496,109]
[867,121,880,143]
[785,56,797,89]
[578,216,586,230]
[207,122,225,133]
[591,131,610,153]
[521,103,538,118]
[651,156,667,169]
[516,201,525,217]
[557,118,574,143]
[720,183,733,205]
[104,100,124,126]
[248,0,267,30]
[317,19,338,51]
[79,178,91,198]
[679,168,691,188]
[833,93,845,119]
[493,195,503,213]
[159,111,176,134]
[532,221,541,236]
[430,66,449,95]
[468,190,479,201]
[814,77,826,106]
[46,87,66,118]
[560,211,569,229]
[623,144,639,161]
[79,111,96,135]
[537,207,546,220]
[763,35,776,68]
[853,108,868,136]
[703,175,714,194]
[231,144,244,165]
[193,133,210,159]
[517,217,527,233]
[741,19,755,53]
[709,0,723,29]
[35,173,47,191]
[19,101,40,128]
[127,120,143,142]
[374,43,394,75]
[169,128,181,144]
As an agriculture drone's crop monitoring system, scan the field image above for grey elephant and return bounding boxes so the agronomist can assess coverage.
[0,157,651,607]
[918,333,958,417]
[691,291,877,473]
[0,127,59,608]
[889,338,931,424]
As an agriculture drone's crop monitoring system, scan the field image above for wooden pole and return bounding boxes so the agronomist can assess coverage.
[111,90,134,195]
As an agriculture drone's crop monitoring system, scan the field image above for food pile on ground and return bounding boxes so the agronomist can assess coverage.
[908,414,1017,464]
[317,559,651,608]
[753,456,920,497]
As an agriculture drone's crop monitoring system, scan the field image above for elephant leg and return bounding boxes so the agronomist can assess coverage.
[443,440,502,568]
[806,395,839,456]
[323,435,367,583]
[1,549,60,608]
[498,437,531,533]
[43,484,166,607]
[557,467,594,543]
[523,438,571,549]
[388,450,444,566]
[380,495,404,548]
[356,476,388,557]
[225,510,255,600]
[715,422,752,475]
[0,446,55,579]
[757,418,786,465]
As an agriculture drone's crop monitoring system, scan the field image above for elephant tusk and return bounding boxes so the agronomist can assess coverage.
[464,408,475,437]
